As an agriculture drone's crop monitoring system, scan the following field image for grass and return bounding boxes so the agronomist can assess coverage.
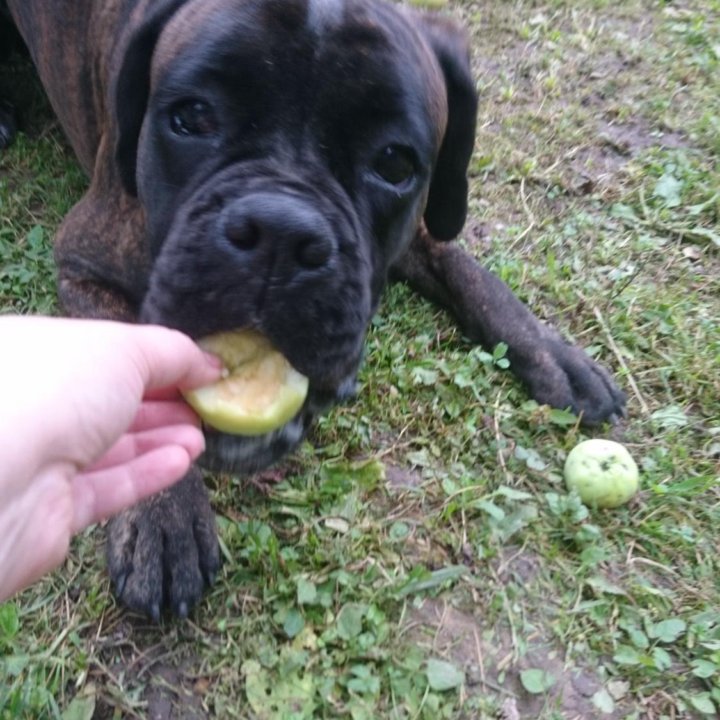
[1,0,719,718]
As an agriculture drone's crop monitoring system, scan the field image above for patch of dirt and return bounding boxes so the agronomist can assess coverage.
[491,544,543,587]
[386,464,425,489]
[598,121,687,156]
[408,597,630,719]
[144,661,209,720]
[568,120,689,195]
[462,1,696,231]
[405,548,631,719]
[413,600,626,720]
[85,616,212,720]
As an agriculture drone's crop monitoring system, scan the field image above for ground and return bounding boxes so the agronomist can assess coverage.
[0,1,719,718]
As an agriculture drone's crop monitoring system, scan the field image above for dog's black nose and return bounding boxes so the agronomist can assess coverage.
[221,192,334,272]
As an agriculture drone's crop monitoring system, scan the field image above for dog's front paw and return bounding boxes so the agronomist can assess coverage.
[513,332,627,426]
[106,468,219,620]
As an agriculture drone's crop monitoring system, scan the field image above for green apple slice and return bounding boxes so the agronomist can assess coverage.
[184,329,309,436]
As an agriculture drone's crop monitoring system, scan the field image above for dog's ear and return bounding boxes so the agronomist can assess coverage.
[114,0,186,196]
[418,16,478,241]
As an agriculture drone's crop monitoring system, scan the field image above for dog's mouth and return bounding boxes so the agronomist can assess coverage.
[198,372,357,474]
[139,163,373,472]
[188,327,360,474]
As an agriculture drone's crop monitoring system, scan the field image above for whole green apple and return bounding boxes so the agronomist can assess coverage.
[564,439,639,508]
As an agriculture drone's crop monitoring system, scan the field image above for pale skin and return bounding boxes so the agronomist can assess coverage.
[0,316,223,601]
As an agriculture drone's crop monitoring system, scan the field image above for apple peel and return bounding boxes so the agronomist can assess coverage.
[564,439,639,508]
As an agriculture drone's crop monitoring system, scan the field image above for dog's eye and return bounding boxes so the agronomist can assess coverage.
[372,145,416,185]
[169,100,218,137]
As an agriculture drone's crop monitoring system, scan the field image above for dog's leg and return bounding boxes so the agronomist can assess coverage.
[392,228,626,425]
[53,184,148,321]
[55,187,220,619]
[106,467,219,620]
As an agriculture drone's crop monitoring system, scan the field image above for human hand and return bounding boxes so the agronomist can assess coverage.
[0,316,222,600]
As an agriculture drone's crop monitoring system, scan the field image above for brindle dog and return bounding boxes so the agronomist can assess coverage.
[1,0,625,619]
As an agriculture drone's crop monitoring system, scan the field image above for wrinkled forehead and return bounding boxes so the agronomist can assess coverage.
[151,0,447,143]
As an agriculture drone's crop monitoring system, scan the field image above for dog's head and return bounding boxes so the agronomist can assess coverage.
[113,0,477,472]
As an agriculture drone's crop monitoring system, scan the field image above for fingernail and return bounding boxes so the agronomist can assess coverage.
[203,351,224,369]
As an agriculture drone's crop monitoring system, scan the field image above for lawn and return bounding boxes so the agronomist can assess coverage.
[1,1,719,718]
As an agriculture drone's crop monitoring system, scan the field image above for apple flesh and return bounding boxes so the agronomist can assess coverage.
[564,439,639,508]
[184,330,309,436]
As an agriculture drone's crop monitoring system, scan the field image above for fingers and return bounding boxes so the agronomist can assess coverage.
[72,444,198,532]
[129,326,223,393]
[73,411,207,531]
[129,400,200,432]
[84,424,205,473]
